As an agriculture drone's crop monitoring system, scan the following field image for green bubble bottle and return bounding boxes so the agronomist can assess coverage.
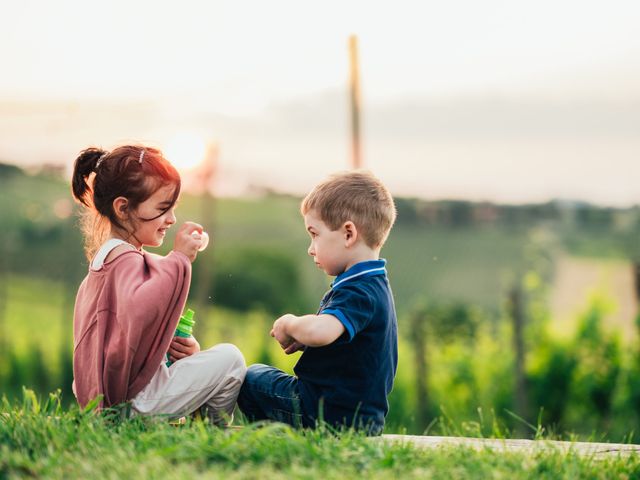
[166,308,196,367]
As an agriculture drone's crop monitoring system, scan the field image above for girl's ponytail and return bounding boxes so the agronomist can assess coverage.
[72,147,107,207]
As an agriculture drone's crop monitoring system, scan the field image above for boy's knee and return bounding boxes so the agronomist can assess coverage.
[244,363,270,385]
[238,364,271,402]
[237,365,269,416]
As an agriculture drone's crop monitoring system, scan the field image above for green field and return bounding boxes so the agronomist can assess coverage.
[0,169,540,315]
[2,169,640,441]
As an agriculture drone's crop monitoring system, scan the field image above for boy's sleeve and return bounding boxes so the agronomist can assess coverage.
[319,285,373,342]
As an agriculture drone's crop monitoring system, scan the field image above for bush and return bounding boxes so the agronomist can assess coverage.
[210,247,309,316]
[528,339,577,427]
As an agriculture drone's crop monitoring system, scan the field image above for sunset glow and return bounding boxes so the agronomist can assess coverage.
[163,133,207,174]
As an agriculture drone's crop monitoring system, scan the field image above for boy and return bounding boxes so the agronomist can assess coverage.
[238,170,398,435]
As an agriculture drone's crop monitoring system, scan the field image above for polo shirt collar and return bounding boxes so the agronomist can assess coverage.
[331,259,387,289]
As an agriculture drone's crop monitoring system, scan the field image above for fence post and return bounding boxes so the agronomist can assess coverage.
[0,240,6,390]
[633,261,640,338]
[410,308,430,432]
[509,284,529,435]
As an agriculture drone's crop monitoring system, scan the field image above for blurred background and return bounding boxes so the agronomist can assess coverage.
[2,0,640,439]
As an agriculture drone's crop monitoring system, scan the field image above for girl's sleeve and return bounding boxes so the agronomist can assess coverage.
[112,250,192,346]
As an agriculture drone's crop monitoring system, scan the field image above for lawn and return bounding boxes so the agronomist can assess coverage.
[1,390,639,479]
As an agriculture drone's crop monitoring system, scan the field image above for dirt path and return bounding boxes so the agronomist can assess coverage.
[381,434,640,457]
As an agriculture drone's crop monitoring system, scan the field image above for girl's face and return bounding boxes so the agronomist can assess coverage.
[130,183,178,248]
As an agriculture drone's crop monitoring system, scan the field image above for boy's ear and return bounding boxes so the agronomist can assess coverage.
[343,221,358,247]
[112,197,130,220]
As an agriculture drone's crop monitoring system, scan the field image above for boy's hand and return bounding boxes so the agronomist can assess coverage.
[168,336,201,363]
[174,222,204,262]
[283,341,305,355]
[270,314,296,349]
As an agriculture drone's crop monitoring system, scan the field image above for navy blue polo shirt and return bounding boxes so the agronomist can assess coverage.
[294,259,398,433]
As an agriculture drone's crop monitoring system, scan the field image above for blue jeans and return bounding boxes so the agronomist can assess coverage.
[237,364,310,428]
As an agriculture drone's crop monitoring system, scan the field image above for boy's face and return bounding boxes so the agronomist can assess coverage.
[304,210,350,277]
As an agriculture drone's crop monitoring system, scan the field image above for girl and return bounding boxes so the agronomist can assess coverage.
[71,144,246,424]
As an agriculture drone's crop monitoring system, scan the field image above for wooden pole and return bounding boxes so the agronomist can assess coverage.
[194,143,217,338]
[348,35,362,170]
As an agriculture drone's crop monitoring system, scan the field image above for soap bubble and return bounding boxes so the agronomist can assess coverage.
[191,230,210,252]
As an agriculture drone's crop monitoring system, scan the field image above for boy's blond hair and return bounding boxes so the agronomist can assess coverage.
[301,170,397,248]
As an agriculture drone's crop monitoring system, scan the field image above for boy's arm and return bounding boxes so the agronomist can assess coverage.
[271,313,345,348]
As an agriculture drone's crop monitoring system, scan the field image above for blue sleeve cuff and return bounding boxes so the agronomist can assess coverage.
[320,308,355,341]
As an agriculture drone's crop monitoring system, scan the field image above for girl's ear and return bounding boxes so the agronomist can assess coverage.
[112,197,130,221]
[343,221,358,247]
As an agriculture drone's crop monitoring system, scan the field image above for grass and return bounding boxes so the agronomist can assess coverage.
[1,390,640,479]
[2,275,71,362]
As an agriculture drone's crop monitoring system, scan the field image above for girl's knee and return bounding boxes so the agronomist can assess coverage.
[210,343,246,377]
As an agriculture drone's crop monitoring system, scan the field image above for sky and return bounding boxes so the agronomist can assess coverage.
[1,0,640,205]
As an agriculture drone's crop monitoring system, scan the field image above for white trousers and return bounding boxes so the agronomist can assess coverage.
[131,343,246,425]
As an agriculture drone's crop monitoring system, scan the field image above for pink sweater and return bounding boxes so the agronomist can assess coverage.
[73,249,191,409]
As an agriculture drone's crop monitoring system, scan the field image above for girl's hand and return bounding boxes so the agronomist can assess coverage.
[168,336,201,363]
[174,222,203,262]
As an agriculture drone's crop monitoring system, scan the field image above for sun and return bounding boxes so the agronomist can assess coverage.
[164,133,207,172]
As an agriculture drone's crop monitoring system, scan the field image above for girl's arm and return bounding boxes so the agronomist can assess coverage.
[113,222,202,353]
[118,221,201,325]
[113,249,191,343]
